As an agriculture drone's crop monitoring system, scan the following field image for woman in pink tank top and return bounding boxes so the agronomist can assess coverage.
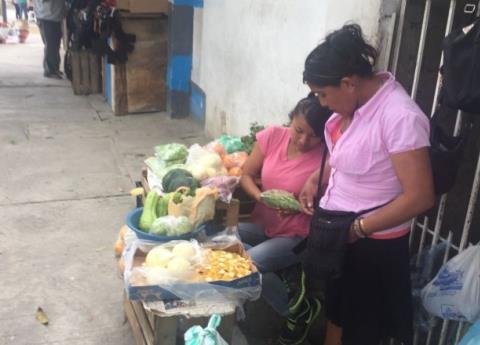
[238,94,331,318]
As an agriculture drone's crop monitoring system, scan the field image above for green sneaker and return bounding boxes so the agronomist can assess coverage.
[277,297,321,345]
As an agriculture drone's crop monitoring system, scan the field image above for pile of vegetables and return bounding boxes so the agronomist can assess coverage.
[260,189,302,212]
[162,168,199,193]
[145,143,189,181]
[144,241,199,282]
[151,216,193,236]
[139,190,194,236]
[185,144,228,180]
[141,241,254,283]
[154,143,188,163]
[138,186,217,235]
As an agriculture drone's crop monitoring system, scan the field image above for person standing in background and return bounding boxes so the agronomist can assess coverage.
[17,0,28,19]
[33,0,65,79]
[12,0,21,20]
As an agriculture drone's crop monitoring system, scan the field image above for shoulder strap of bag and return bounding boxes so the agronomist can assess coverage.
[315,143,329,204]
[313,142,388,215]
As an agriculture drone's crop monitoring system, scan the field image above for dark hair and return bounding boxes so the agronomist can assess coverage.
[303,24,377,87]
[289,92,332,139]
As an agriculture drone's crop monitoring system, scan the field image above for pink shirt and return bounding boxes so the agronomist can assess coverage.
[252,126,324,238]
[320,72,430,239]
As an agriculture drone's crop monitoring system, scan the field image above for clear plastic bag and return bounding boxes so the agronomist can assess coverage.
[218,135,245,154]
[150,215,194,236]
[421,244,480,322]
[410,243,447,331]
[222,152,248,169]
[145,156,186,183]
[154,143,188,163]
[201,176,240,203]
[186,144,227,181]
[168,187,218,228]
[184,314,229,345]
[124,236,261,307]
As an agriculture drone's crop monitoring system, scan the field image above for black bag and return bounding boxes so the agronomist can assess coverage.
[296,144,384,280]
[302,208,358,281]
[302,205,385,281]
[442,18,480,114]
[429,105,471,195]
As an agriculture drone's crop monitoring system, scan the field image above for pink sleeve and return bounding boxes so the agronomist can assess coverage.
[256,126,278,156]
[382,110,430,154]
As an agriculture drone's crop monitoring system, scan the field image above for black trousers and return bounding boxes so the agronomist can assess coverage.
[38,19,62,75]
[325,234,414,345]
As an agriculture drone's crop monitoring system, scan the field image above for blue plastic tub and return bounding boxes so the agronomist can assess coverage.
[125,207,208,242]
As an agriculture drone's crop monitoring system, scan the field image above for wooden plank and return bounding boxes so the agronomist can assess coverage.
[88,52,100,94]
[131,301,155,345]
[110,15,168,114]
[126,40,167,113]
[112,62,128,115]
[110,35,128,115]
[225,199,239,227]
[147,311,155,331]
[80,50,90,94]
[153,316,177,345]
[121,16,168,42]
[123,294,148,345]
[71,51,82,95]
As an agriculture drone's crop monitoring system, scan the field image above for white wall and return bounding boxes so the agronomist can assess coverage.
[192,0,383,138]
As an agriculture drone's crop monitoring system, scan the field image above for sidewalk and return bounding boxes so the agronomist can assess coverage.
[0,31,248,344]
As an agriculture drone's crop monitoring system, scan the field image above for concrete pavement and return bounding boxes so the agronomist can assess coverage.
[0,30,251,345]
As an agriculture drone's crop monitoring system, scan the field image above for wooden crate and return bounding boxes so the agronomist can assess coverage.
[124,293,236,345]
[108,13,167,115]
[71,50,101,95]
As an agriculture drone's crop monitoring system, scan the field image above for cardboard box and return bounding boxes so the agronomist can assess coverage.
[116,0,168,14]
[125,242,261,302]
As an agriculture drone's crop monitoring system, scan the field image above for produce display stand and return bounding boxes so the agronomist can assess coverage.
[124,168,242,345]
[123,293,236,345]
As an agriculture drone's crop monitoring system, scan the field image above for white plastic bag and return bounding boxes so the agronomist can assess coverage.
[421,244,480,322]
[184,314,229,345]
[186,144,227,180]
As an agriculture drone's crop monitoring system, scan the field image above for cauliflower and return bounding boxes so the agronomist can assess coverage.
[145,246,173,267]
[172,242,196,260]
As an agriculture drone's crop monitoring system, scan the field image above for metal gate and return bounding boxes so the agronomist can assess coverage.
[388,0,480,344]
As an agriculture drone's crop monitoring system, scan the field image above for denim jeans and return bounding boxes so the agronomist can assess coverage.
[238,223,303,316]
[18,3,28,20]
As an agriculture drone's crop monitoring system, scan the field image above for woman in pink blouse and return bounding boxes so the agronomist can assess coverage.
[239,94,331,317]
[296,24,435,345]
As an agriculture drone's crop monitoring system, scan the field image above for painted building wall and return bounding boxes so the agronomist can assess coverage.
[191,0,383,138]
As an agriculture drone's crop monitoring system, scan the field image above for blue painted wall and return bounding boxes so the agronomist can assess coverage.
[166,55,193,93]
[190,82,206,123]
